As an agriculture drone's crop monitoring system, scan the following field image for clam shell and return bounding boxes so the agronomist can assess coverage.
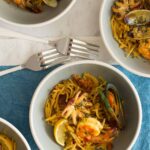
[124,9,150,26]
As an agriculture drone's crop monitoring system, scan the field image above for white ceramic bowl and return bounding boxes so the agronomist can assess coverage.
[0,118,31,150]
[99,0,150,78]
[30,60,142,150]
[0,0,76,27]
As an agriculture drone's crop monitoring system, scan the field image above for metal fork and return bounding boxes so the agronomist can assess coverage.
[0,27,100,55]
[0,39,99,76]
[50,37,100,55]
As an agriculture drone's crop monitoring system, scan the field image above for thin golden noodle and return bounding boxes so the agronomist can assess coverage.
[44,73,124,150]
[111,15,140,57]
[111,0,150,60]
[0,133,16,150]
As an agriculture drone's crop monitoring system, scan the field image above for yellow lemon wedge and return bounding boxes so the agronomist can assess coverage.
[76,118,103,140]
[54,119,67,146]
[43,0,58,7]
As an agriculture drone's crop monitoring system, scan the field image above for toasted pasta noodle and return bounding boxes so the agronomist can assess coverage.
[0,133,16,150]
[44,73,121,150]
[111,0,150,60]
[111,15,140,57]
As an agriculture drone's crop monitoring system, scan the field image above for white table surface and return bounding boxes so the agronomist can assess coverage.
[0,0,101,37]
[0,0,115,66]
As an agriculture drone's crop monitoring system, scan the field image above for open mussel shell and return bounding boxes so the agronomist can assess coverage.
[99,83,125,129]
[124,9,150,26]
[43,0,58,7]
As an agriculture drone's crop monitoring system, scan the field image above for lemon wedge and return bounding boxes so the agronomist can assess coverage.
[54,119,67,146]
[43,0,58,7]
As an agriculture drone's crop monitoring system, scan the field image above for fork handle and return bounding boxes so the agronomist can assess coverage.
[0,65,23,77]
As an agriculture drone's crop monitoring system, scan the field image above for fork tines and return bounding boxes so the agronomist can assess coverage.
[68,38,100,59]
[37,38,100,70]
[38,49,66,66]
[70,39,100,52]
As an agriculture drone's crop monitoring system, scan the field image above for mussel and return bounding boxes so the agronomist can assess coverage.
[99,83,125,129]
[124,9,150,26]
[43,0,58,7]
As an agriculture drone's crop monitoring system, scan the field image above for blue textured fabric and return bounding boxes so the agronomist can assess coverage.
[0,65,149,150]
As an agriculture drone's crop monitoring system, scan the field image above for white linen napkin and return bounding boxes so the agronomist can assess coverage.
[0,28,116,66]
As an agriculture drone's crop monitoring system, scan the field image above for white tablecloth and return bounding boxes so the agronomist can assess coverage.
[0,0,116,66]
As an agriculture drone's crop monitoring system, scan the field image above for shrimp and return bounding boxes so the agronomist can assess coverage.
[138,39,150,60]
[76,118,119,145]
[13,0,26,8]
[76,118,103,141]
[90,128,119,144]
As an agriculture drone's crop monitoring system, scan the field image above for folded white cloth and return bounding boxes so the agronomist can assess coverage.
[0,37,116,66]
[0,37,52,66]
[0,27,116,66]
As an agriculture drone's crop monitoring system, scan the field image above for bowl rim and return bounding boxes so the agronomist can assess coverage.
[99,0,150,78]
[0,117,31,150]
[29,60,142,150]
[0,0,76,28]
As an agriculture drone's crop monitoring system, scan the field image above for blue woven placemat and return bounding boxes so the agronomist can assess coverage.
[0,65,149,150]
